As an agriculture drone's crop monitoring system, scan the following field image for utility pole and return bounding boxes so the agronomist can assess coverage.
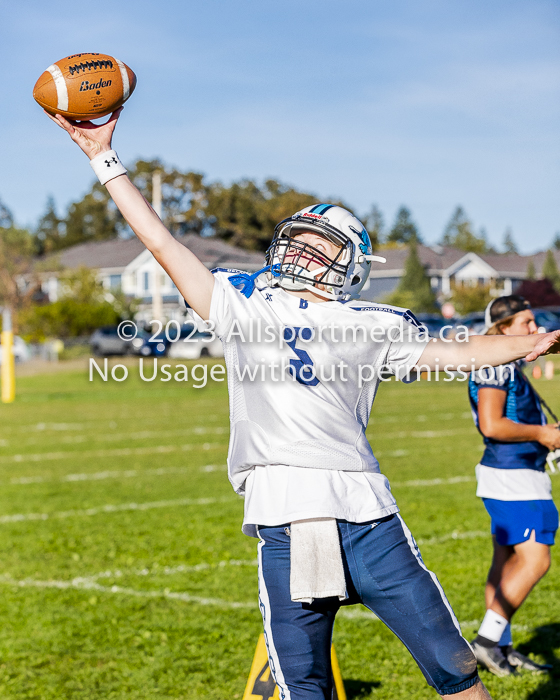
[151,171,164,322]
[1,308,15,403]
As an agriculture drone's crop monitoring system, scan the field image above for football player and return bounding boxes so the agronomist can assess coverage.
[46,109,560,699]
[468,296,560,676]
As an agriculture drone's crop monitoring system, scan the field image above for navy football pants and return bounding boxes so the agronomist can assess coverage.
[257,515,478,699]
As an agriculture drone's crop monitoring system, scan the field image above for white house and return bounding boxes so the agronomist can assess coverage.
[36,237,560,310]
[361,245,560,302]
[38,234,264,321]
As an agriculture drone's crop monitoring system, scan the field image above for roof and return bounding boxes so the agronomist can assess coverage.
[178,233,264,269]
[375,244,560,277]
[36,237,560,279]
[377,245,465,273]
[37,234,265,272]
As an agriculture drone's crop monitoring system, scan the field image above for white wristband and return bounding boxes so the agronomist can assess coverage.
[89,150,127,185]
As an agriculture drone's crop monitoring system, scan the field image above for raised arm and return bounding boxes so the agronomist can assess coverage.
[418,330,560,370]
[46,110,215,319]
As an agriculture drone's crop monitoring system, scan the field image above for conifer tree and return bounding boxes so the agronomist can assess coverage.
[526,259,536,280]
[386,206,422,244]
[542,250,560,292]
[34,197,66,255]
[441,206,488,253]
[0,197,13,229]
[503,228,518,254]
[386,240,438,312]
[364,205,384,250]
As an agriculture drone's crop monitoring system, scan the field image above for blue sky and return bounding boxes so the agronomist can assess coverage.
[1,0,558,252]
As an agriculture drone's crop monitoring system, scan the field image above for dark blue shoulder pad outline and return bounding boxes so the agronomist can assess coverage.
[346,305,424,330]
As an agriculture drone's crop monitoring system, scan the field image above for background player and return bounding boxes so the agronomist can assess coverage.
[469,296,560,676]
[45,108,560,699]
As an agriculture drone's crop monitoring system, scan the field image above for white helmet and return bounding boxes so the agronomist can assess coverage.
[265,204,386,300]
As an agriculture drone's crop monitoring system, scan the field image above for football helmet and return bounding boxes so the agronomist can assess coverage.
[265,204,386,300]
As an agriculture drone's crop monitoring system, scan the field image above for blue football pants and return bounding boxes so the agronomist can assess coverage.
[257,514,478,699]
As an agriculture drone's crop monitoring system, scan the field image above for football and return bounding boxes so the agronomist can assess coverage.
[33,53,136,121]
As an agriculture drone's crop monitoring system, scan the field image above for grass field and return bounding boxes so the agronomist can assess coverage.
[0,358,559,699]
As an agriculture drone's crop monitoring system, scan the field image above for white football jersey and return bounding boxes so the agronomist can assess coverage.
[207,269,427,497]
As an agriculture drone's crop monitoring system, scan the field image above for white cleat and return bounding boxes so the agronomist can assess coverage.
[501,645,551,673]
[471,641,516,677]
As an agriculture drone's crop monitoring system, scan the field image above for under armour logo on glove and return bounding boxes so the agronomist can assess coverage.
[104,157,118,167]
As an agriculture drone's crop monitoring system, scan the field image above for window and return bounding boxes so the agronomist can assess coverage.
[109,274,122,289]
[143,271,150,292]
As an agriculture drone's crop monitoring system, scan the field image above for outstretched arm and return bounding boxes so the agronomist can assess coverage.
[46,110,215,319]
[418,330,560,370]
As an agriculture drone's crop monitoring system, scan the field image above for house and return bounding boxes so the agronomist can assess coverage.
[362,245,560,303]
[36,235,560,311]
[38,234,265,321]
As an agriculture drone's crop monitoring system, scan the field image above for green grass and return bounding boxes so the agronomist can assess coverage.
[0,359,559,699]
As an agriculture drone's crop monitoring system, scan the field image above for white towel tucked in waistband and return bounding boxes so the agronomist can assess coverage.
[289,518,347,604]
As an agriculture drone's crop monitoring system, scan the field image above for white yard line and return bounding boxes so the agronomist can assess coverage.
[7,467,556,490]
[9,464,227,485]
[6,467,470,488]
[83,559,259,583]
[366,428,475,440]
[0,574,254,609]
[391,475,475,487]
[1,426,228,448]
[0,495,236,524]
[416,530,487,545]
[0,573,529,632]
[0,443,226,464]
[54,528,487,586]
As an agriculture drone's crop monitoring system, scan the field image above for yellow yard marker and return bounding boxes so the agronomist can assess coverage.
[1,309,15,403]
[243,633,346,700]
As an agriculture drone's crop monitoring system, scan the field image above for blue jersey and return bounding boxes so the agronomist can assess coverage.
[468,361,548,471]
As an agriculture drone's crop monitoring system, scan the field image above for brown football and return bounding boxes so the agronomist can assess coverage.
[33,53,137,121]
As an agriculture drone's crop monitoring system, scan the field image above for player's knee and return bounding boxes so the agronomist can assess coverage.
[535,553,551,579]
[430,641,478,696]
[437,640,477,679]
[421,621,478,692]
[520,549,550,580]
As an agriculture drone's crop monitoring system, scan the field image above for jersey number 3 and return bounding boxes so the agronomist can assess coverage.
[283,327,319,387]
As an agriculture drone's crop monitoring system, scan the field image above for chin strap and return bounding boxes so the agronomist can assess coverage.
[228,264,281,298]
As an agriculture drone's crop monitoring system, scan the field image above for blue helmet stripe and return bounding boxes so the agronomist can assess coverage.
[310,203,334,215]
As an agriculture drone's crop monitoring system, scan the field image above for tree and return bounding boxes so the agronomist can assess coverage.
[39,159,209,251]
[553,233,560,251]
[127,159,207,235]
[385,240,438,313]
[526,259,536,280]
[19,267,128,341]
[0,222,36,320]
[34,197,66,255]
[205,178,321,251]
[386,206,421,244]
[440,207,488,253]
[502,228,518,254]
[62,183,123,248]
[516,278,560,307]
[542,250,560,292]
[449,282,493,315]
[363,205,384,250]
[0,197,13,228]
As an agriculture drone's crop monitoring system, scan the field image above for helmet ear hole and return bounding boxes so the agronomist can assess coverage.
[351,275,361,286]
